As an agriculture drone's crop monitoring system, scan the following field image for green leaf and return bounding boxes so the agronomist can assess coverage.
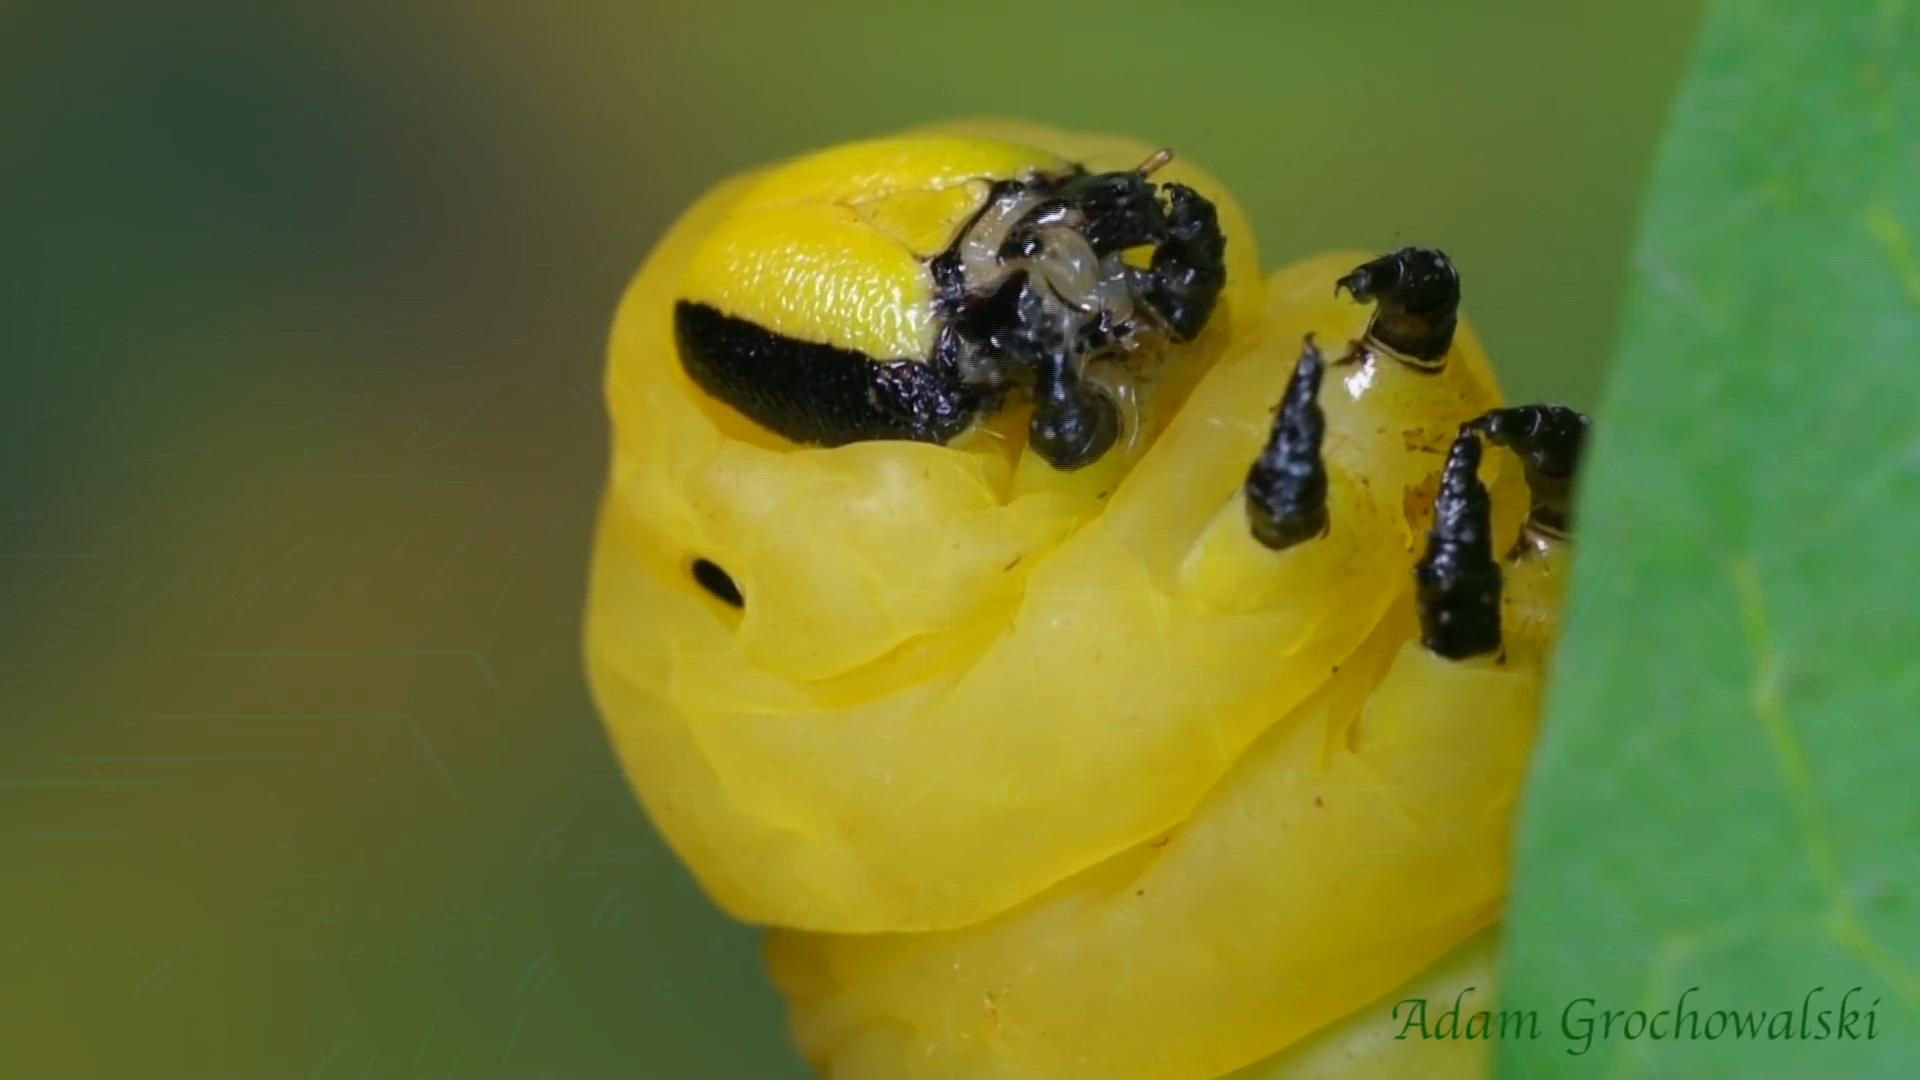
[1494,2,1920,1076]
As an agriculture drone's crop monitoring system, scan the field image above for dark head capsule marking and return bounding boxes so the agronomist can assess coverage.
[691,557,744,608]
[679,151,1229,472]
[674,302,975,448]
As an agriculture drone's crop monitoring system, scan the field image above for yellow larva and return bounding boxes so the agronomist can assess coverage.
[585,120,1581,1078]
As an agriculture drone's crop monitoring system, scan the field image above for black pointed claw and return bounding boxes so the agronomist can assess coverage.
[1469,405,1591,539]
[1245,336,1330,551]
[1416,428,1503,660]
[1335,247,1461,365]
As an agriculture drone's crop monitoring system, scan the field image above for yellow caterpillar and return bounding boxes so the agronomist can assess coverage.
[585,119,1585,1079]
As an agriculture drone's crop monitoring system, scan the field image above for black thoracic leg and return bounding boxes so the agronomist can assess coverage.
[1468,405,1591,546]
[1334,247,1461,367]
[1021,282,1121,470]
[999,266,1116,469]
[1027,347,1118,469]
[1416,427,1503,660]
[1139,183,1228,342]
[1244,336,1330,551]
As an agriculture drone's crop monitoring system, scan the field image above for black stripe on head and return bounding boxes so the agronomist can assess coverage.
[673,301,979,447]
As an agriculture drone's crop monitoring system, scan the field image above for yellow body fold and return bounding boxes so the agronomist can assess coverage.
[585,120,1566,1078]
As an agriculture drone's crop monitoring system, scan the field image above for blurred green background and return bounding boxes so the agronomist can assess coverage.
[3,3,1696,1076]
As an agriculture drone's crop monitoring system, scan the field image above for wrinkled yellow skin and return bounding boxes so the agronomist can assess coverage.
[585,121,1566,1078]
[767,546,1565,1079]
[679,137,1068,363]
[1221,928,1500,1080]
